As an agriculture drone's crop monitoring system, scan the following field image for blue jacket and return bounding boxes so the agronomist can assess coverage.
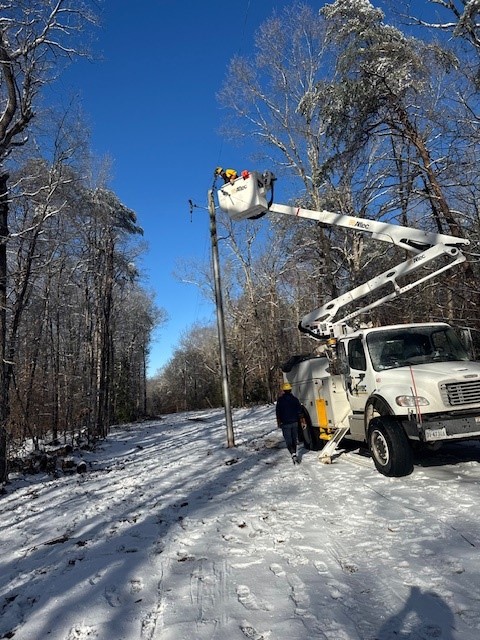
[276,391,302,425]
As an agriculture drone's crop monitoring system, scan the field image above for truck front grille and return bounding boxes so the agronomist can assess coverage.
[440,379,480,406]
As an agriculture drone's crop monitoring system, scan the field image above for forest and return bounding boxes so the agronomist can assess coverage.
[0,2,163,482]
[150,1,480,413]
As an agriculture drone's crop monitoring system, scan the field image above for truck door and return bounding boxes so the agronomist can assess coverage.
[345,337,375,413]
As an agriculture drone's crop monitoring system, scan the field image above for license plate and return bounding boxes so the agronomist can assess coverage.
[425,427,447,441]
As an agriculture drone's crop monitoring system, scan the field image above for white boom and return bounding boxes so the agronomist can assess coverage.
[217,171,469,340]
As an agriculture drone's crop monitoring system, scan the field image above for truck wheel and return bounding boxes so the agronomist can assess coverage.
[309,424,322,451]
[298,422,313,450]
[367,417,413,477]
[298,408,321,451]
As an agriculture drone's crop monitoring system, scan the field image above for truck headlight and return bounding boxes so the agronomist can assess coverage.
[396,395,430,407]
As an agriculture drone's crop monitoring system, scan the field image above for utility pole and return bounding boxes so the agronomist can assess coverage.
[208,189,235,447]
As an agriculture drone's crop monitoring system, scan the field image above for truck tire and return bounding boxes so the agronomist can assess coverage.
[367,416,413,477]
[308,422,322,451]
[298,421,313,450]
[298,408,321,451]
[300,424,312,449]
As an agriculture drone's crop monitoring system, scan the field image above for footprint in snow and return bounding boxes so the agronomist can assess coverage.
[66,624,98,639]
[240,621,271,639]
[327,582,344,600]
[236,584,272,611]
[288,574,312,615]
[269,563,285,576]
[313,560,329,574]
[88,571,103,585]
[104,585,122,607]
[130,578,143,593]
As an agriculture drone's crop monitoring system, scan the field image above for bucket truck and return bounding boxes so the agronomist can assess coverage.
[217,171,480,477]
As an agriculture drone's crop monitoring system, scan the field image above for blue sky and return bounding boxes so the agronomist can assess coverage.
[53,0,443,377]
[53,0,298,376]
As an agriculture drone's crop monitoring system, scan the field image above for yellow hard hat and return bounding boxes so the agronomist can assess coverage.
[214,166,223,175]
[282,382,292,391]
[225,168,237,178]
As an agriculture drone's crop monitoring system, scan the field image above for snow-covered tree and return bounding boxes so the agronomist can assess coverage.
[321,0,467,238]
[414,0,480,54]
[0,1,98,482]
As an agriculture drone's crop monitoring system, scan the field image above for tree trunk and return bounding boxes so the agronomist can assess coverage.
[0,173,8,483]
[392,103,463,237]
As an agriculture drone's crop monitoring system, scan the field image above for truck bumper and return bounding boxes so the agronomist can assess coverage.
[404,414,480,442]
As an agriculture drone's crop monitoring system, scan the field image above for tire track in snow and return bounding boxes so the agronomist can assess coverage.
[140,562,165,640]
[190,559,230,629]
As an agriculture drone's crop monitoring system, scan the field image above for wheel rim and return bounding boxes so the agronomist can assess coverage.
[371,429,390,466]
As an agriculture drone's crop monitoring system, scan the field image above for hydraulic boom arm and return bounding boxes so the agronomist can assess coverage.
[217,171,469,340]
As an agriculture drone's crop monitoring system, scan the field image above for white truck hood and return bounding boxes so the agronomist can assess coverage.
[374,360,480,413]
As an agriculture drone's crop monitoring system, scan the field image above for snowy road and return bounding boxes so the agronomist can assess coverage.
[2,405,480,639]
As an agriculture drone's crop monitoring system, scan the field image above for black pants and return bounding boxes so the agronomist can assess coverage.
[281,422,298,454]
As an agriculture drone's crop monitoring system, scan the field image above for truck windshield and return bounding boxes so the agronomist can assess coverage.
[367,326,470,371]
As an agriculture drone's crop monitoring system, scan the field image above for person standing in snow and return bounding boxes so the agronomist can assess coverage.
[276,382,303,464]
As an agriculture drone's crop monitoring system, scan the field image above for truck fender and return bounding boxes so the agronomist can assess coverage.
[364,394,394,435]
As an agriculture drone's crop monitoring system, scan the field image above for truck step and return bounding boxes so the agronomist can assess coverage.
[319,426,350,463]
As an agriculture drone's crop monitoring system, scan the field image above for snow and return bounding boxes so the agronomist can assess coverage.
[2,405,480,640]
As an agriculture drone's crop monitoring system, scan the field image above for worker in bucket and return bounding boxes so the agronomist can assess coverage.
[276,382,303,464]
[215,167,238,184]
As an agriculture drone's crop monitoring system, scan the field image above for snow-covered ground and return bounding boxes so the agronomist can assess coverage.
[2,405,480,640]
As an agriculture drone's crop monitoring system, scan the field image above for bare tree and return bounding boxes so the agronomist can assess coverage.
[217,3,339,301]
[320,0,478,320]
[73,186,143,440]
[409,1,480,54]
[0,1,97,482]
[6,157,159,458]
[151,325,223,414]
[320,1,464,235]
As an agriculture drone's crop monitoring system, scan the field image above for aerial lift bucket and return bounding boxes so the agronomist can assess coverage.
[217,171,269,220]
